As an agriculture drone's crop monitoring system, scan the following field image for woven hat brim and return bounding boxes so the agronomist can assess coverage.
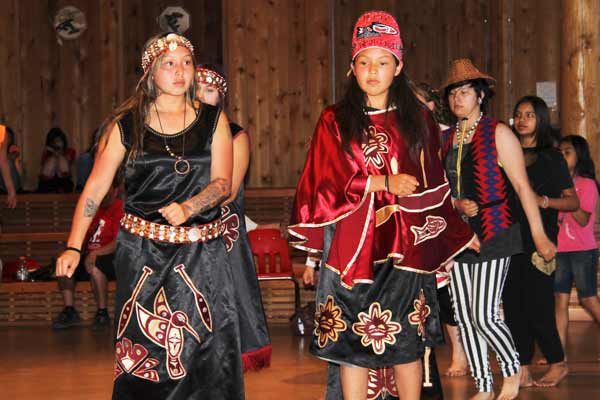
[441,72,496,91]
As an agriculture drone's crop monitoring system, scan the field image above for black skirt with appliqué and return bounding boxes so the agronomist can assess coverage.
[112,105,243,399]
[221,123,271,371]
[221,185,271,371]
[313,225,443,400]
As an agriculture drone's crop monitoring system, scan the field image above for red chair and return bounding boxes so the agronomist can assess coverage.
[247,228,300,310]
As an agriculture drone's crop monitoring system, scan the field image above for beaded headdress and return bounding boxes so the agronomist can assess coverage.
[351,11,403,62]
[141,33,194,73]
[195,67,228,97]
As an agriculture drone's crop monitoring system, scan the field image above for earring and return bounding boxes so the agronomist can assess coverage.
[478,98,482,104]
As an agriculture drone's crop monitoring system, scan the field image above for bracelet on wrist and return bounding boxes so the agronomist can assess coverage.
[542,195,549,209]
[64,246,82,254]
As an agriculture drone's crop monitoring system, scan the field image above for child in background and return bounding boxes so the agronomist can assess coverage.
[554,135,600,360]
[52,179,123,330]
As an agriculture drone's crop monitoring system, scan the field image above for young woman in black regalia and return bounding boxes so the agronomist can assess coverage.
[502,96,577,387]
[56,33,244,399]
[196,64,272,371]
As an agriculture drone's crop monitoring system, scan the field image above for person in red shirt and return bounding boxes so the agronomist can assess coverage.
[52,180,124,330]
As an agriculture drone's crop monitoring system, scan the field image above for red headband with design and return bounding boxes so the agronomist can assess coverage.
[351,11,403,61]
[195,67,228,97]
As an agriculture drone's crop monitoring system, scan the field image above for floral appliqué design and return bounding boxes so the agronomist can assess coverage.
[221,206,240,252]
[114,337,160,382]
[367,366,399,399]
[315,295,347,348]
[352,303,402,355]
[362,126,389,169]
[408,289,431,338]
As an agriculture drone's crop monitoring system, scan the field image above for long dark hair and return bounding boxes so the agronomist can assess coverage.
[444,78,494,114]
[560,135,599,188]
[412,81,453,126]
[5,126,16,147]
[512,95,559,149]
[98,34,197,162]
[335,66,428,161]
[45,127,69,149]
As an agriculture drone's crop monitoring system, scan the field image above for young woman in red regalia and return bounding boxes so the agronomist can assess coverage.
[289,11,478,400]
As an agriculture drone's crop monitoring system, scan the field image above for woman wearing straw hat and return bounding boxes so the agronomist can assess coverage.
[440,59,556,400]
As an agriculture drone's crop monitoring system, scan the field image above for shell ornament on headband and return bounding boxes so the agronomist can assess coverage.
[196,68,228,96]
[141,33,194,73]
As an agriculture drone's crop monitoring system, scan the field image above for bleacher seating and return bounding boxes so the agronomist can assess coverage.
[0,189,309,326]
[1,190,598,326]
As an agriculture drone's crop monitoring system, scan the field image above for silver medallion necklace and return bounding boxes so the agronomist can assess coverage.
[154,103,190,175]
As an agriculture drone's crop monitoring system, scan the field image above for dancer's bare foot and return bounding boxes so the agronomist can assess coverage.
[536,357,548,365]
[445,365,469,377]
[445,324,469,377]
[519,365,533,387]
[445,358,469,377]
[534,362,568,387]
[497,369,520,400]
[469,391,494,400]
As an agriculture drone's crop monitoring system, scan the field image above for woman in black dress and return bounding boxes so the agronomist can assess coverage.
[56,33,244,399]
[502,96,578,388]
[196,64,272,371]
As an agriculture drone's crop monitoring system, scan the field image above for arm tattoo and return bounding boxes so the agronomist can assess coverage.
[183,178,230,217]
[83,198,99,217]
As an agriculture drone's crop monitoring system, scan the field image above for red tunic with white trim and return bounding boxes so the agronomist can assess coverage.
[289,105,474,288]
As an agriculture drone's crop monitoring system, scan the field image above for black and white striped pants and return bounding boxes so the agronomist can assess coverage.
[450,257,520,392]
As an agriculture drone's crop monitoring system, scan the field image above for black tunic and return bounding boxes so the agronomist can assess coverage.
[112,104,244,399]
[518,147,573,251]
[223,122,271,370]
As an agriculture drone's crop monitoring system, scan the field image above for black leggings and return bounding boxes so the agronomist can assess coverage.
[502,253,565,365]
[437,285,457,326]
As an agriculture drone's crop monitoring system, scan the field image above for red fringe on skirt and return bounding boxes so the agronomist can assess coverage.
[242,344,272,372]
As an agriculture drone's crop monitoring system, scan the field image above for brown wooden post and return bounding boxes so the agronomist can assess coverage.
[561,0,600,179]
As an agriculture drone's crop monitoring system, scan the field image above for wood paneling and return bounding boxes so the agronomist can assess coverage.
[0,0,221,190]
[224,0,331,187]
[3,1,594,190]
[560,0,600,179]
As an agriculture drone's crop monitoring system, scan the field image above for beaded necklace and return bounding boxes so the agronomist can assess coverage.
[154,103,191,175]
[455,112,483,197]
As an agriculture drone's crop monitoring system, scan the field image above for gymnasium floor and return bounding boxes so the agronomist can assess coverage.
[0,322,598,399]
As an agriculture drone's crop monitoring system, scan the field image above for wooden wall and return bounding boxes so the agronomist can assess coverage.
[0,1,581,190]
[0,0,221,190]
[223,0,332,187]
